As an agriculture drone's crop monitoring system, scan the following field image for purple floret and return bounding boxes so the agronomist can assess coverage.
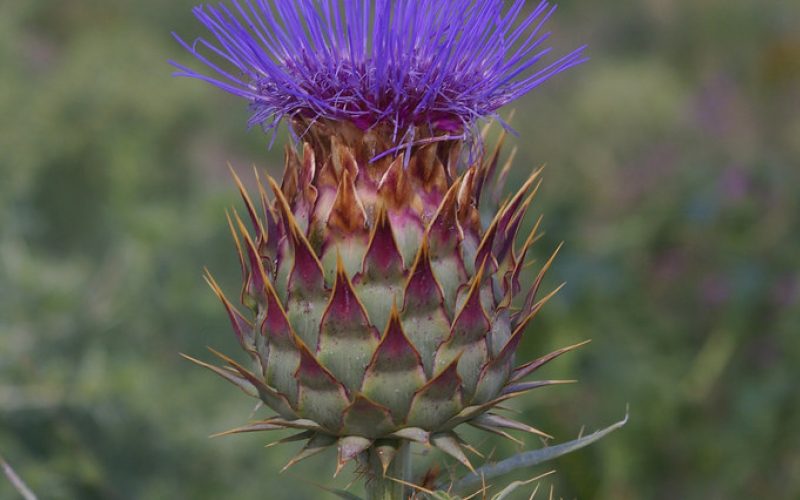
[172,0,586,144]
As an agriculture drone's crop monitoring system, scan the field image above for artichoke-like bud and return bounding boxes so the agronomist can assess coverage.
[185,119,585,473]
[173,0,591,488]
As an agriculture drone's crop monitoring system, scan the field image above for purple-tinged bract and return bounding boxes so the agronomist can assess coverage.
[172,0,586,142]
[178,0,592,486]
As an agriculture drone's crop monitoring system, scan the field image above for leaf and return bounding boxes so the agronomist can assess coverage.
[491,470,556,500]
[281,433,337,472]
[317,256,380,393]
[340,395,396,438]
[294,344,351,433]
[446,410,629,492]
[336,435,373,477]
[360,304,426,421]
[179,353,256,397]
[405,357,463,429]
[402,237,451,376]
[431,432,473,471]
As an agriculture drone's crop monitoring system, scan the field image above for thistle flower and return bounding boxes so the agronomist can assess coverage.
[175,1,590,496]
[172,0,587,147]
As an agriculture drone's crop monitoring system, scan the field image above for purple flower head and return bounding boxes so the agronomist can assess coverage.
[172,0,586,146]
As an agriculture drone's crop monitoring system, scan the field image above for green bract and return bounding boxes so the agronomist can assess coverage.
[187,120,586,476]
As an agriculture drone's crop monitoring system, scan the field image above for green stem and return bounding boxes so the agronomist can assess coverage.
[365,441,411,500]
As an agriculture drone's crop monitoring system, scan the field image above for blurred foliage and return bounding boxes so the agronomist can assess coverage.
[1,0,799,498]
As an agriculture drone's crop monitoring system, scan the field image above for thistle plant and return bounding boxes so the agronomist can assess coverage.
[173,1,615,497]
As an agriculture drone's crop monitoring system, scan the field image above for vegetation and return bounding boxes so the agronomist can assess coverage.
[2,0,798,498]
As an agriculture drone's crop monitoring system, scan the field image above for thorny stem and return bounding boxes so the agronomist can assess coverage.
[365,442,412,500]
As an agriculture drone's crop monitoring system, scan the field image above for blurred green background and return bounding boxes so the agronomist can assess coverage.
[2,0,799,498]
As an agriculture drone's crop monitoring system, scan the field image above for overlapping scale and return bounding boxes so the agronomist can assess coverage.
[185,120,587,474]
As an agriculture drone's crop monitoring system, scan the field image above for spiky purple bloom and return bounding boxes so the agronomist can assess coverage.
[178,0,603,488]
[172,0,586,144]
